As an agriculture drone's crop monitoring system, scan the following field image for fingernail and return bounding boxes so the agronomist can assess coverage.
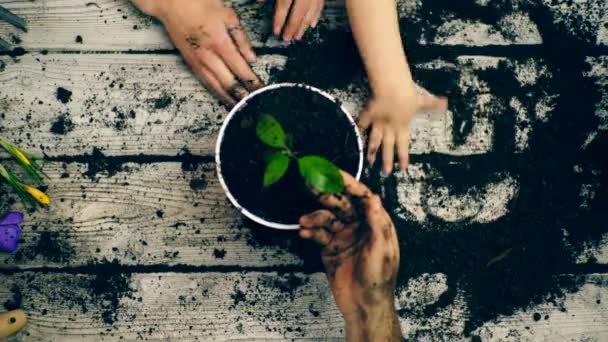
[311,20,318,28]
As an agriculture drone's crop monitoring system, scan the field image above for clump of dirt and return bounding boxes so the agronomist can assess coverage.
[50,113,74,135]
[56,87,73,104]
[13,231,75,263]
[151,95,173,109]
[2,286,22,311]
[213,248,226,259]
[271,28,364,89]
[89,263,133,325]
[82,148,125,179]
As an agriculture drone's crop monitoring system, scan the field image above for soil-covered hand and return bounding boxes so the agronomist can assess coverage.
[131,0,263,106]
[358,83,448,175]
[299,171,402,341]
[258,0,324,41]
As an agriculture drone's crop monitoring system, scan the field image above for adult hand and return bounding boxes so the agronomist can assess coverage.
[131,0,263,107]
[258,0,324,41]
[359,83,448,174]
[299,171,402,341]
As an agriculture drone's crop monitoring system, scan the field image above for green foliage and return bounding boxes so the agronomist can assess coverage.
[0,138,50,206]
[297,156,344,194]
[255,114,344,193]
[263,151,290,188]
[256,114,287,149]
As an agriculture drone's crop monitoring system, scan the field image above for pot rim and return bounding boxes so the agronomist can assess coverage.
[216,83,365,230]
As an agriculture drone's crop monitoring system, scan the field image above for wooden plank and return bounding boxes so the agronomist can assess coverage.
[474,274,608,341]
[0,53,452,157]
[0,159,604,269]
[0,272,606,341]
[0,0,579,53]
[0,54,563,159]
[0,161,306,269]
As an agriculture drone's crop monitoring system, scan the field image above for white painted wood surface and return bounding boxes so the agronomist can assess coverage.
[0,0,606,341]
[0,273,605,341]
[0,53,455,157]
[1,0,579,52]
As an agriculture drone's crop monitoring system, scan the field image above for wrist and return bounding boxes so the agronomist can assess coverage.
[371,76,416,100]
[344,298,401,342]
[343,295,396,325]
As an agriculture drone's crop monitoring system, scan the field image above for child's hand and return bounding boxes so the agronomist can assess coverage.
[258,0,325,42]
[358,84,448,174]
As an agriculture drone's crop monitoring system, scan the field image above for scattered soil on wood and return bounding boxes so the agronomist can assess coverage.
[262,1,608,338]
[13,231,75,263]
[50,113,74,135]
[56,87,73,104]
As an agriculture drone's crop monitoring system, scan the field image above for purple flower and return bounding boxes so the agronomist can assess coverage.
[0,211,23,253]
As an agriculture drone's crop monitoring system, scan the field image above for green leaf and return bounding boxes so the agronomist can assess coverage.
[263,151,290,188]
[297,155,344,194]
[256,114,287,148]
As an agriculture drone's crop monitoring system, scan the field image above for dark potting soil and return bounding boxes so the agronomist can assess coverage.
[260,2,608,338]
[50,113,74,135]
[56,87,72,104]
[220,85,360,224]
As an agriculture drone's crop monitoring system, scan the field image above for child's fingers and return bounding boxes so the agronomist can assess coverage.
[397,130,410,171]
[357,108,373,130]
[367,124,383,165]
[273,0,293,36]
[311,0,324,27]
[382,129,396,175]
[282,0,308,41]
[295,3,316,40]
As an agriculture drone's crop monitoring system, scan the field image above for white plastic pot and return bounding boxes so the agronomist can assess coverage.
[216,83,364,230]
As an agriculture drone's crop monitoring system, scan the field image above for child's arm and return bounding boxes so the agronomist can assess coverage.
[346,0,447,174]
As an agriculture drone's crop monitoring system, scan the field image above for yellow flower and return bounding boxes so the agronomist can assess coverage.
[22,185,51,205]
[12,148,32,166]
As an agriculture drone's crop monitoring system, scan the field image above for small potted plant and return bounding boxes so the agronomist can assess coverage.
[216,83,364,229]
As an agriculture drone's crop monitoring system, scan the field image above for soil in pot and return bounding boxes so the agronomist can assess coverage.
[220,85,360,225]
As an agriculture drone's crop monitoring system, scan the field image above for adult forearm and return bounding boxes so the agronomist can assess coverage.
[345,0,413,96]
[344,299,402,342]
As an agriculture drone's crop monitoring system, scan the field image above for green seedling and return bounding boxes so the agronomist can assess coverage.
[256,114,344,193]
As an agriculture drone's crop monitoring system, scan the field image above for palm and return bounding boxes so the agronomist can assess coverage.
[299,171,400,318]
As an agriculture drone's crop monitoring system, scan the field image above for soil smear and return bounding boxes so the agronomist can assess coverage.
[219,85,360,225]
[260,1,608,338]
[50,113,74,135]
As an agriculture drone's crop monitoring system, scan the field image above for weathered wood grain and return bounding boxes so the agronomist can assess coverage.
[0,272,605,341]
[0,161,306,269]
[0,53,565,159]
[0,53,453,157]
[0,0,579,53]
[0,158,604,270]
